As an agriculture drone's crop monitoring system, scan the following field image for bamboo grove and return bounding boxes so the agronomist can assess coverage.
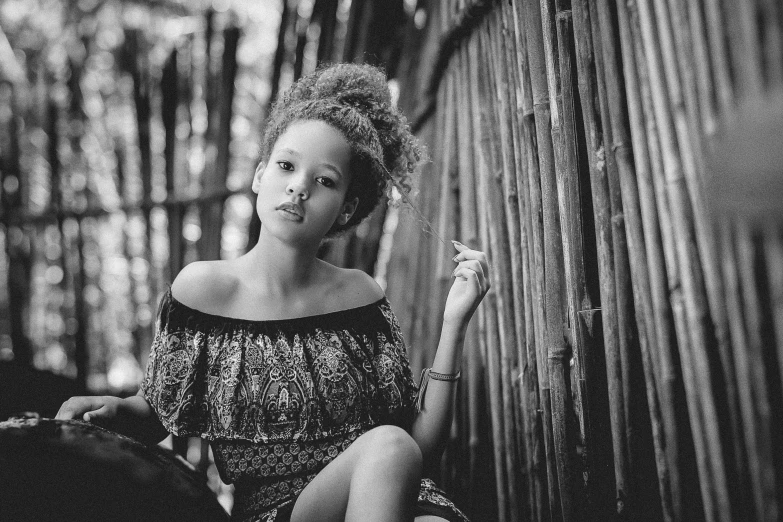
[2,0,783,521]
[387,0,783,521]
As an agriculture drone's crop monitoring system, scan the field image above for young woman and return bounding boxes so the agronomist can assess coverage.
[57,63,490,522]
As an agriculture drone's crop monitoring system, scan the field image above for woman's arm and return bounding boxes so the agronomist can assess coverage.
[55,391,169,445]
[409,240,489,468]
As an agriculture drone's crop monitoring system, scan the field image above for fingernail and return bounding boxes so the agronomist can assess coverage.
[452,255,459,262]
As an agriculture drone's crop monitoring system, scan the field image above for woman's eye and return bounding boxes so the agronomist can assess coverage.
[277,161,294,171]
[317,177,336,188]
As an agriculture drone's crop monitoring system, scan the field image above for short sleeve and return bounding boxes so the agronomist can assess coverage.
[139,289,210,438]
[370,302,419,430]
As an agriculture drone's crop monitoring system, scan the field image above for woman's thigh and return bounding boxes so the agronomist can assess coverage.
[414,517,448,522]
[290,425,421,522]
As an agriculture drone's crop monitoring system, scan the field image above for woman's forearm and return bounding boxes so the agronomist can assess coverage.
[117,394,169,444]
[410,320,467,468]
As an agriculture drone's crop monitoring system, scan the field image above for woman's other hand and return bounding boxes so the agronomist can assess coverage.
[55,395,123,424]
[443,240,490,328]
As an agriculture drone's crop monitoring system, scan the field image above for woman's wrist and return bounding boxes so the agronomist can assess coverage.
[440,317,468,341]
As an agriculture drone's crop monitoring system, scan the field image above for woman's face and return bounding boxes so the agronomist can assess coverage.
[252,120,358,245]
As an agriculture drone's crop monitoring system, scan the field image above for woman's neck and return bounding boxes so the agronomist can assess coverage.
[240,229,323,297]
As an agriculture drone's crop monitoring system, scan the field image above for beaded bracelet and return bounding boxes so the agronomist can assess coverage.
[415,367,461,413]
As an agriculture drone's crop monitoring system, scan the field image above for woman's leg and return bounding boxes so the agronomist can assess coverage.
[290,425,422,522]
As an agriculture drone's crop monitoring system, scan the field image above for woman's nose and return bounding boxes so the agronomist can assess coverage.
[286,177,309,200]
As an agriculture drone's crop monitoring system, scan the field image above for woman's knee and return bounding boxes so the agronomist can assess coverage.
[359,425,422,472]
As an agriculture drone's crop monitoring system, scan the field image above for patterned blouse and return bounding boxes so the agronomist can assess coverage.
[141,288,468,522]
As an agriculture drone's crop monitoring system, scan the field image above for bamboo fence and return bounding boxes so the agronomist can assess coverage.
[390,0,783,520]
[3,0,783,520]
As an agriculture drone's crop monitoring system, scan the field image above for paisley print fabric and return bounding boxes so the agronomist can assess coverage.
[141,287,468,521]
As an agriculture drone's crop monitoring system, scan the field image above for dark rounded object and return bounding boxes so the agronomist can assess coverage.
[0,418,229,522]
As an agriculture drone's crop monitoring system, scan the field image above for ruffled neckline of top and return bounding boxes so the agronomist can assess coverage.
[162,286,390,330]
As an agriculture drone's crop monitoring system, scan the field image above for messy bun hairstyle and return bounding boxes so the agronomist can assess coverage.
[260,63,425,235]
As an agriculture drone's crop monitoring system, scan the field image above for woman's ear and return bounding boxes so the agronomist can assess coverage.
[251,162,266,194]
[338,197,359,225]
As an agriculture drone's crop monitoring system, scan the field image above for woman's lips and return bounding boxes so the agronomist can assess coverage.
[276,201,304,221]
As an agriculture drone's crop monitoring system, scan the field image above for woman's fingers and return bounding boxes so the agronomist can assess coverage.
[452,265,487,295]
[451,259,486,293]
[84,404,110,423]
[451,241,490,290]
[55,396,102,421]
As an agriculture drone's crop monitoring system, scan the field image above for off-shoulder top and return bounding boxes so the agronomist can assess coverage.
[140,287,421,521]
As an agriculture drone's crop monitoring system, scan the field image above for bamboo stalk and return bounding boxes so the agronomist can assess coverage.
[501,3,548,518]
[660,0,708,183]
[631,9,708,518]
[719,222,768,522]
[595,1,680,519]
[651,2,736,413]
[702,0,734,117]
[724,0,764,98]
[455,44,484,515]
[548,0,598,514]
[590,6,668,519]
[569,1,629,518]
[488,9,532,502]
[507,4,550,519]
[759,0,783,88]
[734,223,779,522]
[522,0,565,517]
[477,22,523,520]
[634,0,731,519]
[764,227,783,402]
[684,0,718,136]
[467,31,510,522]
[620,1,706,520]
[427,67,460,479]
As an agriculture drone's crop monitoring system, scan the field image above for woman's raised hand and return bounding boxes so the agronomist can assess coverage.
[443,240,490,328]
[55,395,123,424]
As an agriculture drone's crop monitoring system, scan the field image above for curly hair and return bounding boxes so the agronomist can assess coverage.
[260,63,425,235]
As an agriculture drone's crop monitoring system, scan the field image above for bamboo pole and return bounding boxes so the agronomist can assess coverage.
[507,4,551,519]
[487,11,532,507]
[764,228,783,403]
[454,45,485,516]
[734,223,779,522]
[595,1,681,519]
[569,1,629,518]
[660,0,707,182]
[719,222,768,522]
[702,0,734,117]
[634,0,731,519]
[545,0,599,514]
[618,1,707,520]
[427,67,458,479]
[522,0,565,517]
[477,22,523,520]
[724,0,764,98]
[652,2,736,424]
[684,0,717,136]
[759,0,783,88]
[589,4,670,519]
[654,5,738,453]
[502,3,547,518]
[467,30,510,522]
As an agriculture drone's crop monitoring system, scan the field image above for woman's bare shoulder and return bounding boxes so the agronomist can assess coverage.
[326,265,385,307]
[170,260,239,312]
